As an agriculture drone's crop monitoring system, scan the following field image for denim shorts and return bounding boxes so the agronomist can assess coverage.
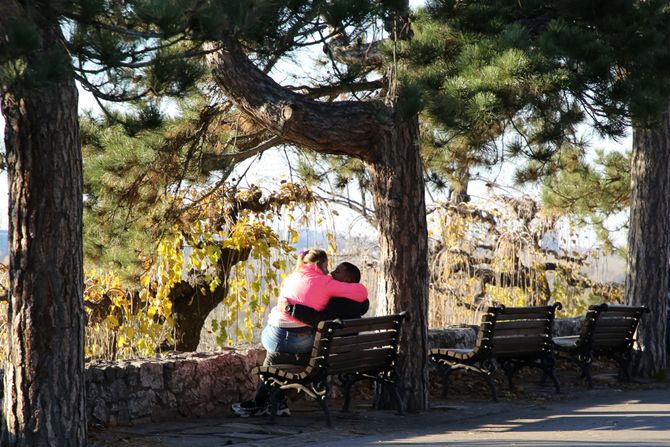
[261,324,315,354]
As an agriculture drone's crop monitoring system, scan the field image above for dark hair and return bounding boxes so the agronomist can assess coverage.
[339,261,361,283]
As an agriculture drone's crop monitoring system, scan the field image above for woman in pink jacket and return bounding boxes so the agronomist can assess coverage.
[232,248,368,417]
[262,248,368,354]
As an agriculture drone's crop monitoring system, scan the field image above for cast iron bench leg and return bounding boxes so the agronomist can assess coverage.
[341,375,355,412]
[484,371,498,402]
[440,366,452,398]
[317,396,333,428]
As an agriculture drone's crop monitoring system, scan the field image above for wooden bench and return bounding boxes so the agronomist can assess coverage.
[430,303,562,401]
[552,303,648,388]
[253,312,407,427]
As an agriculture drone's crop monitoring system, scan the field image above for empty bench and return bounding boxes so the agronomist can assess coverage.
[553,303,648,387]
[430,303,562,401]
[253,312,407,427]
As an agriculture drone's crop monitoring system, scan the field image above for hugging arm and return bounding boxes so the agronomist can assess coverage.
[285,298,370,327]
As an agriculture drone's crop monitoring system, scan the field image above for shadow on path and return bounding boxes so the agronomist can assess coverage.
[90,384,670,447]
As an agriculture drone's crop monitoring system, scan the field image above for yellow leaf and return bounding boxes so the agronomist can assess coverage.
[148,306,158,318]
[105,315,119,328]
[289,229,299,243]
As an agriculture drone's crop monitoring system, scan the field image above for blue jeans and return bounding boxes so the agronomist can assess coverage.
[254,325,314,405]
[261,324,315,354]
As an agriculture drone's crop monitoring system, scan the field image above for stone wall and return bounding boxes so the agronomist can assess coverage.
[86,348,265,426]
[82,319,582,427]
[428,325,478,349]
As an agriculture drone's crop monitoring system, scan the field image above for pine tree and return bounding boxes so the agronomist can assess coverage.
[542,147,630,252]
[4,5,670,438]
[419,0,670,375]
[1,4,86,445]
[0,0,251,442]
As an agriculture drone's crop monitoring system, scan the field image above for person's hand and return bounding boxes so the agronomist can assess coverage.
[277,297,290,312]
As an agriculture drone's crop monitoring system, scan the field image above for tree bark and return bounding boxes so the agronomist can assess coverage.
[368,113,430,411]
[625,105,670,376]
[205,40,381,162]
[206,41,430,410]
[0,23,87,446]
[170,247,250,351]
[171,282,228,351]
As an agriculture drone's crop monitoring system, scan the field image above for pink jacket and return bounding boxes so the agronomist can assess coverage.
[267,263,368,327]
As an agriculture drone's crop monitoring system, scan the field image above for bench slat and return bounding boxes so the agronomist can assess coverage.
[591,327,635,337]
[329,338,396,354]
[591,333,631,344]
[330,331,398,354]
[496,313,552,322]
[339,315,403,328]
[495,319,548,328]
[500,306,556,314]
[332,321,398,336]
[494,326,549,336]
[593,318,638,328]
[598,310,643,318]
[328,350,395,375]
[331,331,397,341]
[328,346,395,365]
[493,338,550,353]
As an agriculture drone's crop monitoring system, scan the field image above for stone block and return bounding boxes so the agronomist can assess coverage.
[139,361,164,390]
[128,390,155,418]
[109,378,128,401]
[91,398,109,425]
[428,327,477,350]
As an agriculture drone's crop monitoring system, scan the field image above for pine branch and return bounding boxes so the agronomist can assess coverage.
[62,12,166,39]
[325,39,385,70]
[200,136,285,172]
[286,79,384,99]
[206,38,385,161]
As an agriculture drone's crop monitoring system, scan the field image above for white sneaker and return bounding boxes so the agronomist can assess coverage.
[231,399,291,417]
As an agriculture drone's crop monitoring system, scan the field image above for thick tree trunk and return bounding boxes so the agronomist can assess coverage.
[171,282,228,351]
[625,105,670,376]
[170,247,249,351]
[206,41,430,411]
[369,114,429,412]
[0,26,86,446]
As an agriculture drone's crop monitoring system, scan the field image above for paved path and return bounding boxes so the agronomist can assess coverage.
[319,388,670,446]
[90,385,670,446]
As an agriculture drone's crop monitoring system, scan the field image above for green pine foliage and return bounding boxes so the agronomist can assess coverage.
[82,116,173,279]
[542,147,630,251]
[396,0,670,191]
[81,91,237,281]
[7,0,670,280]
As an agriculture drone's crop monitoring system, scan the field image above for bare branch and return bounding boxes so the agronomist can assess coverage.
[200,136,285,172]
[286,79,385,99]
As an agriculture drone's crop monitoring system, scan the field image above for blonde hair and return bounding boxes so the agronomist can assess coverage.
[296,248,328,271]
